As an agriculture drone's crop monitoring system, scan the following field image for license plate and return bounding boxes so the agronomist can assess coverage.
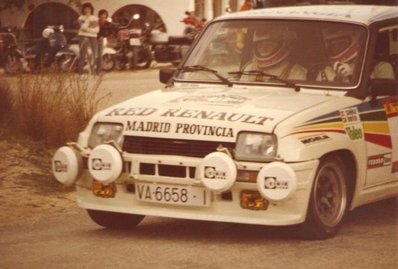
[135,183,210,207]
[129,38,141,46]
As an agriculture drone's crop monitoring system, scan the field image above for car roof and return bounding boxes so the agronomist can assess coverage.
[215,5,398,25]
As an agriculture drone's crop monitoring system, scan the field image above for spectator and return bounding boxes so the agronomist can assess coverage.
[96,9,114,74]
[77,2,99,74]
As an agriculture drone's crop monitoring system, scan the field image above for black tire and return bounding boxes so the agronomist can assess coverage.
[87,209,145,229]
[131,46,151,70]
[114,56,126,71]
[4,54,22,75]
[300,155,349,239]
[57,54,77,73]
[102,54,115,72]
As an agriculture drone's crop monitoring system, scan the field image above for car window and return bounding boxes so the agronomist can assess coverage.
[372,25,398,81]
[177,20,367,89]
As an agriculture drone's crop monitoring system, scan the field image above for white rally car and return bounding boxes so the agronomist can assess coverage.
[53,5,398,239]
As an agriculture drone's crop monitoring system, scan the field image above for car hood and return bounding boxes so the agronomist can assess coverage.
[98,86,338,142]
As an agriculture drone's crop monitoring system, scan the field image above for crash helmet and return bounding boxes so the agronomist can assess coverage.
[322,27,361,63]
[252,27,296,68]
[42,27,55,38]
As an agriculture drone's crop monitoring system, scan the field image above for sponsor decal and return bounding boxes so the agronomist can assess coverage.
[105,107,157,117]
[204,166,227,180]
[126,121,171,133]
[340,107,360,123]
[367,153,392,169]
[263,177,289,190]
[299,134,330,145]
[345,125,363,140]
[125,121,234,137]
[176,94,250,105]
[106,107,274,126]
[160,108,273,125]
[175,123,233,137]
[384,98,398,118]
[54,160,67,173]
[384,98,398,173]
[91,158,112,171]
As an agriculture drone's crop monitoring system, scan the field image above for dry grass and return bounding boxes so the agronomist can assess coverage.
[2,72,110,147]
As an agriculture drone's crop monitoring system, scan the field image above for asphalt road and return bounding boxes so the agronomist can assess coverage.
[0,198,397,269]
[0,68,397,269]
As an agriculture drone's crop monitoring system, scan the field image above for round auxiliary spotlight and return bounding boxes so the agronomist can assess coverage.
[88,144,123,184]
[256,162,297,202]
[52,146,82,186]
[199,152,237,192]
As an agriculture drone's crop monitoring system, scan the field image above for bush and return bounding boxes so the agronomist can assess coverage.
[8,73,110,147]
[0,80,13,126]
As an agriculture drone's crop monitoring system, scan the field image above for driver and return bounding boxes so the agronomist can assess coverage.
[243,27,307,81]
[319,27,395,82]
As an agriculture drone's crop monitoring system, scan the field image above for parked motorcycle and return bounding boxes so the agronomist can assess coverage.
[149,30,193,66]
[56,36,116,74]
[113,14,152,70]
[0,28,23,75]
[24,25,71,72]
[148,13,198,67]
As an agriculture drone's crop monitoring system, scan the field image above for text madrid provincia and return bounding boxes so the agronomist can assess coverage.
[105,107,275,138]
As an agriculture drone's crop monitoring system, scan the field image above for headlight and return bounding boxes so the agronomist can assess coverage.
[88,123,124,148]
[235,132,277,162]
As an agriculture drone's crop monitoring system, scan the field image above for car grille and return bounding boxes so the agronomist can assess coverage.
[122,136,235,158]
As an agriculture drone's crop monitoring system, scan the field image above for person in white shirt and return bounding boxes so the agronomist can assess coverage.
[77,2,99,74]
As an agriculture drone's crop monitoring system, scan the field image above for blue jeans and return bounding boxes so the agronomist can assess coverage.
[78,36,98,74]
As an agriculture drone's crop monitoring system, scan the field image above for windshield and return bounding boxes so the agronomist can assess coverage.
[177,20,367,88]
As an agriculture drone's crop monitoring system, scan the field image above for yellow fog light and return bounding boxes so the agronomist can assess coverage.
[92,180,116,198]
[240,190,268,210]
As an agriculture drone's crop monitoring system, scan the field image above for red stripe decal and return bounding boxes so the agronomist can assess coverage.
[364,133,392,148]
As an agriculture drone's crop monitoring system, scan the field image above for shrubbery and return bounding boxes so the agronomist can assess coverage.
[0,73,110,147]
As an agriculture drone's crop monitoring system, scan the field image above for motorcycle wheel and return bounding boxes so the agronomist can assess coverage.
[114,56,126,71]
[57,54,77,73]
[131,47,152,70]
[5,55,23,75]
[102,54,115,72]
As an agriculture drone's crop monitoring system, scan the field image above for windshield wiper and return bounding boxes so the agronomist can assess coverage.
[229,70,300,91]
[180,65,233,87]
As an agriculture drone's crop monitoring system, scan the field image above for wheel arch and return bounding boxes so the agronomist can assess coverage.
[319,149,357,209]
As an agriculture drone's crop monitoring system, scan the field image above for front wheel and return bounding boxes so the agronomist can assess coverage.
[4,54,22,75]
[131,46,152,70]
[87,209,145,229]
[301,155,349,239]
[102,54,115,72]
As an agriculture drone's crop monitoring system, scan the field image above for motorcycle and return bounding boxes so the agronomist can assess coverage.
[148,14,198,67]
[24,25,71,72]
[56,36,116,74]
[113,14,152,70]
[149,30,193,66]
[0,28,23,75]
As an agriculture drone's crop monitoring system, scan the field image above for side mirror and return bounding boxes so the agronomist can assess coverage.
[369,79,398,97]
[159,68,176,84]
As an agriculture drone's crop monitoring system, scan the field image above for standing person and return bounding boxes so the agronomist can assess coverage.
[96,9,114,74]
[77,2,99,74]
